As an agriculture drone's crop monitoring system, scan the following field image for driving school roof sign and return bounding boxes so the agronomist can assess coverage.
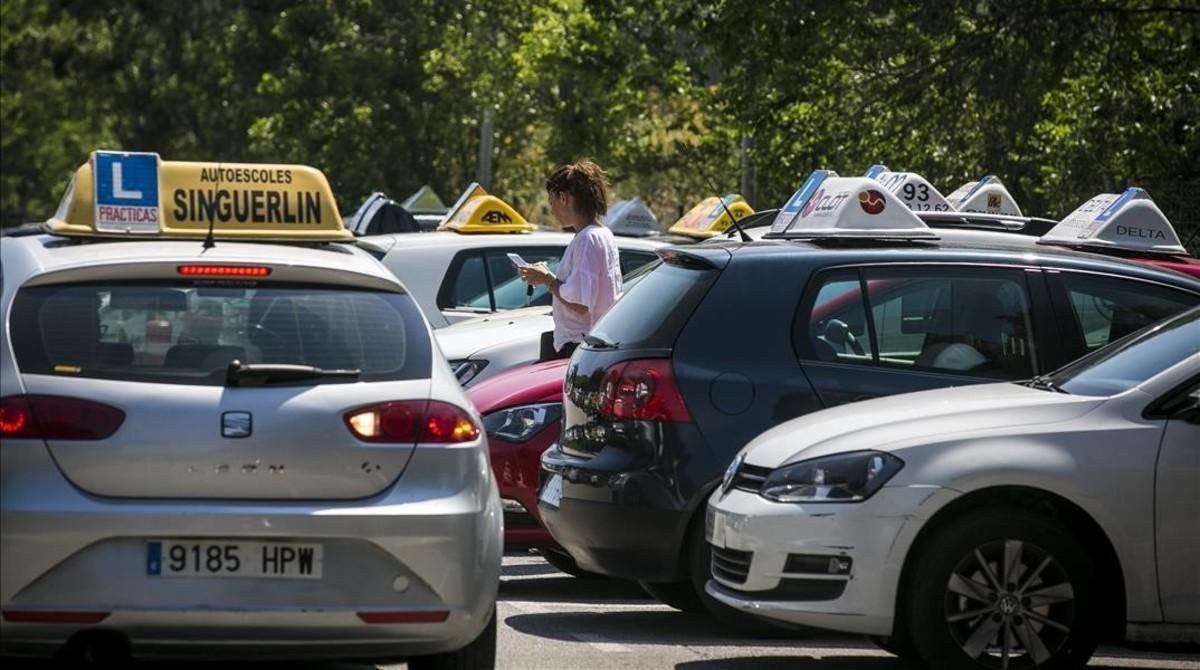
[437,182,534,234]
[667,194,753,239]
[945,175,1023,217]
[1038,187,1185,255]
[864,164,953,212]
[768,172,936,239]
[48,151,351,241]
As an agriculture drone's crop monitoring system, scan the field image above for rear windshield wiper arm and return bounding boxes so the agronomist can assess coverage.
[225,361,361,387]
[583,334,618,349]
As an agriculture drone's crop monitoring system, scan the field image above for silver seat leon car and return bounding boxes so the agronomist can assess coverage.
[0,152,502,666]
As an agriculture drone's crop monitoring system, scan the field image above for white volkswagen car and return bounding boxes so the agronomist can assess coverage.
[707,307,1199,669]
[1,152,501,666]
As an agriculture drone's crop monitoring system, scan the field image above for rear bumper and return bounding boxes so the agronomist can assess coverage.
[0,441,502,660]
[538,444,693,581]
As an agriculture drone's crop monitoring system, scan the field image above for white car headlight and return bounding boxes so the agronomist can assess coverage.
[482,402,562,443]
[449,359,489,385]
[760,451,903,503]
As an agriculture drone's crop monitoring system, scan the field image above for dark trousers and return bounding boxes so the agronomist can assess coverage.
[539,332,579,361]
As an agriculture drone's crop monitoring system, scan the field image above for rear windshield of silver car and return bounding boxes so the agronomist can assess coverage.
[10,282,432,384]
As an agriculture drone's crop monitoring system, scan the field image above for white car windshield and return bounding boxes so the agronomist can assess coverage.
[1046,306,1200,396]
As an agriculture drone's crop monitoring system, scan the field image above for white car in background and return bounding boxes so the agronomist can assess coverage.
[356,183,667,329]
[435,307,553,387]
[436,259,666,387]
[707,307,1199,670]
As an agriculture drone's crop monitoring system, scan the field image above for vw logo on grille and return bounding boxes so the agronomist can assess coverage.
[721,453,746,496]
[222,411,252,438]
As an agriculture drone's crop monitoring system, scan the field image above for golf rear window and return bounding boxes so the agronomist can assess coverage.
[589,262,719,349]
[10,281,432,385]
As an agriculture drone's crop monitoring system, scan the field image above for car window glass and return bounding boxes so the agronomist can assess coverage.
[619,251,657,276]
[590,262,719,348]
[480,249,563,310]
[11,282,432,385]
[1060,273,1196,352]
[802,271,873,363]
[864,270,1035,380]
[450,254,488,309]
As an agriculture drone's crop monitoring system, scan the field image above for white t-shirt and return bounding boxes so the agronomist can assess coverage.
[553,224,622,350]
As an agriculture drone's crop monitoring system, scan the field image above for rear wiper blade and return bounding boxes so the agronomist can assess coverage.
[583,334,618,349]
[225,361,361,387]
[1022,374,1069,394]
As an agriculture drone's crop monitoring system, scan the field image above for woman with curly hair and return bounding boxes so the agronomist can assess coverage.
[518,160,622,360]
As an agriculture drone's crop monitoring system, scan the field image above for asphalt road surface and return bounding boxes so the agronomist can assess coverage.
[8,554,1199,669]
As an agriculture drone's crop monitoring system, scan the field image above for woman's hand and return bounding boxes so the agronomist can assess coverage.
[517,262,555,287]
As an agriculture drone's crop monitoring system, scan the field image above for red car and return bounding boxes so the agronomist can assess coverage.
[467,358,585,574]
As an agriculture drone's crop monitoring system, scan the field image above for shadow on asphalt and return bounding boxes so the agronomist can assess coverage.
[676,658,911,670]
[503,610,852,647]
[499,573,652,604]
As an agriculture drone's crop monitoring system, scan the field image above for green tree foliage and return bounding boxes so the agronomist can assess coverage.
[3,0,1197,245]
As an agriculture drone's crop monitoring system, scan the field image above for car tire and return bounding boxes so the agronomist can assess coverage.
[407,607,497,670]
[868,634,920,663]
[540,547,605,579]
[905,508,1100,670]
[639,578,704,612]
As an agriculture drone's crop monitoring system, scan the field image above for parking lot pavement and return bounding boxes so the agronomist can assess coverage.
[7,554,1198,669]
[479,554,1200,670]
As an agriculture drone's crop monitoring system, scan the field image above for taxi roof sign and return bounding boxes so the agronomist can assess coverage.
[667,194,754,239]
[47,151,351,241]
[946,175,1023,217]
[1038,187,1186,255]
[767,172,937,240]
[864,164,954,213]
[605,197,661,237]
[437,182,534,234]
[400,185,447,214]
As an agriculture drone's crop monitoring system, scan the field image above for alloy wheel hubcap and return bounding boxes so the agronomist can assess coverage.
[943,539,1075,669]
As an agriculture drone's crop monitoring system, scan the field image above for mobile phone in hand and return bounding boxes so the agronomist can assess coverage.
[507,253,529,268]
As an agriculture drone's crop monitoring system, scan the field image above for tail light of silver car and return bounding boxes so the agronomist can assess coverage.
[596,359,691,422]
[344,400,480,443]
[0,395,125,440]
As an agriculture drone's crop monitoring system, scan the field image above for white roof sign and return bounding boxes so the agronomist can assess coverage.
[606,197,661,237]
[770,170,837,234]
[1039,187,1186,255]
[770,173,936,239]
[946,175,1023,217]
[864,164,953,212]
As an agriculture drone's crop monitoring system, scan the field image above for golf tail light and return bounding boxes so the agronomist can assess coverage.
[597,359,691,422]
[345,400,479,444]
[178,264,271,277]
[0,395,125,440]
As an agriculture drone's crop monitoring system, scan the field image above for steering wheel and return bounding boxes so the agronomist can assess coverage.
[821,319,866,356]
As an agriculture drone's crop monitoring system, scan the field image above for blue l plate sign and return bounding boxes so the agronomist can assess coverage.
[93,151,160,233]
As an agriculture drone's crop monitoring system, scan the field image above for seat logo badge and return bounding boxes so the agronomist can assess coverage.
[222,411,252,438]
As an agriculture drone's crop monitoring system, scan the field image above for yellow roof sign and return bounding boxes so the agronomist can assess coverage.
[437,182,535,234]
[47,151,351,241]
[667,194,754,239]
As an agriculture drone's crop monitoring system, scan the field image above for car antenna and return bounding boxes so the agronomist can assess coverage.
[202,160,223,250]
[679,141,752,242]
